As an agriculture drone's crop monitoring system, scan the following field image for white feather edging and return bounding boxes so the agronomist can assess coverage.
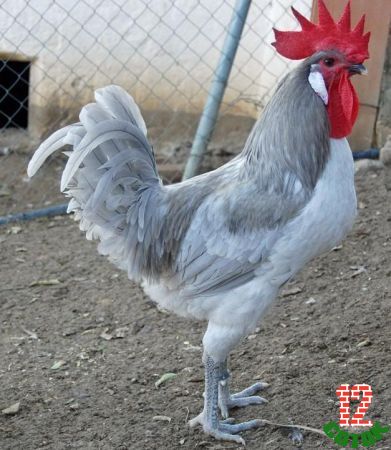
[308,65,328,106]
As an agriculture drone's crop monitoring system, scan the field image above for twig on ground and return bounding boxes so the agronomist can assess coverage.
[261,419,326,436]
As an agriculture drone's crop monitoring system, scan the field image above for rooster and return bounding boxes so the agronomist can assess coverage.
[28,0,370,445]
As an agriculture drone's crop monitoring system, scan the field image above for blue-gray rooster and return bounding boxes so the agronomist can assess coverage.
[28,1,370,444]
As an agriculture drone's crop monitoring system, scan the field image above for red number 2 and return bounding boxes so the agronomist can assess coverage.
[336,384,373,427]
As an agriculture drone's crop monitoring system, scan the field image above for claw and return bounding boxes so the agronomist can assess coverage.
[208,429,245,445]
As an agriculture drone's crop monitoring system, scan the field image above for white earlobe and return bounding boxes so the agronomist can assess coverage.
[308,65,328,105]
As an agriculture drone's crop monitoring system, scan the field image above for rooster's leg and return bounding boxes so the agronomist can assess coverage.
[189,353,263,444]
[218,359,268,419]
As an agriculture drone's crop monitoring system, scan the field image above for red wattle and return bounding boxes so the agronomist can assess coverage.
[327,72,359,138]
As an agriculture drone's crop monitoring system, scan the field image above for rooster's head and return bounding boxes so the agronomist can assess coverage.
[272,0,371,138]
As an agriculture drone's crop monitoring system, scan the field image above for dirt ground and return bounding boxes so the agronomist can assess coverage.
[0,149,390,450]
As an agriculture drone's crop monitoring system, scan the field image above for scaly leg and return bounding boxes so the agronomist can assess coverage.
[218,359,268,419]
[189,353,263,445]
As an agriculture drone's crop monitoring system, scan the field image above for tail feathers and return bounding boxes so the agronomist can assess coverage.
[60,112,155,189]
[28,85,165,281]
[27,124,77,177]
[95,85,148,136]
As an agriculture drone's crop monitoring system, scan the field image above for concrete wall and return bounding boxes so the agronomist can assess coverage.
[0,0,310,136]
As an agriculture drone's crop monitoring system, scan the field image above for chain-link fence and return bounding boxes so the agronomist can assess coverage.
[0,0,311,181]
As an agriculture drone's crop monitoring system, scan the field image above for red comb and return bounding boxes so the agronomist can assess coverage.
[272,0,370,62]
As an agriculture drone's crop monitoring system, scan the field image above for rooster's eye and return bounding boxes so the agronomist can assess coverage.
[324,58,335,67]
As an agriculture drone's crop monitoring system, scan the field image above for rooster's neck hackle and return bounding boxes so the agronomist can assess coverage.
[242,60,330,192]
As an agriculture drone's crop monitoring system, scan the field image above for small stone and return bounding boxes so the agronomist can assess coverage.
[380,137,391,165]
[114,327,128,338]
[305,297,316,305]
[350,267,366,278]
[2,402,20,415]
[357,338,371,348]
[0,185,11,197]
[10,226,22,234]
[100,329,113,341]
[30,278,61,287]
[152,415,171,422]
[50,360,66,370]
[281,286,302,297]
[355,159,384,174]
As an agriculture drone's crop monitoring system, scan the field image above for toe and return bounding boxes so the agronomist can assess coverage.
[232,382,269,398]
[229,395,268,408]
[220,419,264,434]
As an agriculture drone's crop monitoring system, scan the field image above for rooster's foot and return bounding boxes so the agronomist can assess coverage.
[190,353,265,444]
[189,413,263,445]
[219,370,269,419]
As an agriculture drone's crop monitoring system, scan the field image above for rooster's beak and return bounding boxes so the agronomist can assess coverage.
[349,64,368,76]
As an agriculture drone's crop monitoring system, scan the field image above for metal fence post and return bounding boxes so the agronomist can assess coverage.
[182,0,252,180]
